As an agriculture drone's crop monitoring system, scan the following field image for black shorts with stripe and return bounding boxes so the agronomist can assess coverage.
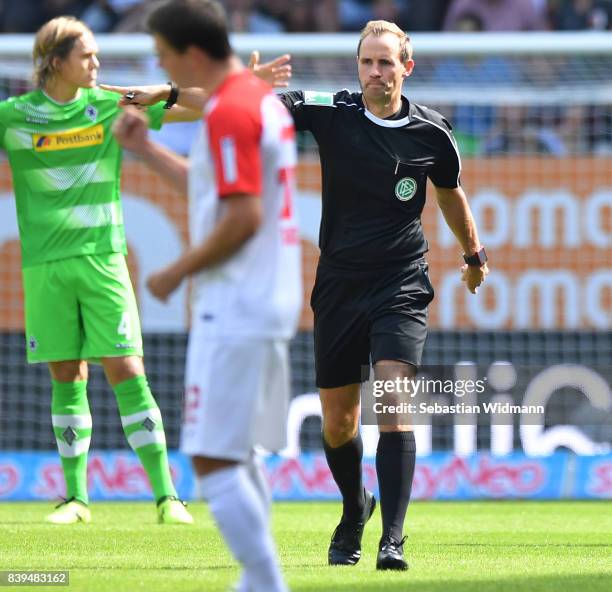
[311,257,435,389]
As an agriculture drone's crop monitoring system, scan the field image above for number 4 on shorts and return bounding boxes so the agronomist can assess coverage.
[117,311,132,341]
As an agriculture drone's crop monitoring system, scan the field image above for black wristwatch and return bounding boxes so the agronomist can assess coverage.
[463,247,488,267]
[163,81,179,109]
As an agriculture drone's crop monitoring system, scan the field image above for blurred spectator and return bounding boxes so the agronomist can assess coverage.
[282,0,338,32]
[2,0,90,32]
[405,0,452,31]
[449,10,484,30]
[285,0,312,31]
[81,0,146,33]
[587,104,612,154]
[222,0,336,33]
[483,105,575,155]
[371,0,407,24]
[223,0,253,32]
[312,0,338,32]
[4,0,612,32]
[558,105,589,153]
[223,0,285,32]
[249,0,286,32]
[339,0,375,30]
[432,10,521,155]
[482,105,529,154]
[339,0,409,31]
[524,105,571,154]
[551,0,611,30]
[444,0,548,31]
[522,55,560,87]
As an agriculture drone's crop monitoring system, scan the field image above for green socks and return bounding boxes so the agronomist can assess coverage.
[51,380,91,505]
[113,375,177,501]
[51,375,177,504]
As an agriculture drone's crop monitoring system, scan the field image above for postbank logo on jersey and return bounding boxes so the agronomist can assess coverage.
[32,124,104,152]
[395,176,417,201]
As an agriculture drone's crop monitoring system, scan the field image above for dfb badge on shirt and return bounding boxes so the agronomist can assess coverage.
[395,177,417,201]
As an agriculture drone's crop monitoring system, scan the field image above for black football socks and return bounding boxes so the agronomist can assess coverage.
[376,431,416,541]
[323,432,366,522]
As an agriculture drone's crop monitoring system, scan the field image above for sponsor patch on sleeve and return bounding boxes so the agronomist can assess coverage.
[304,91,335,107]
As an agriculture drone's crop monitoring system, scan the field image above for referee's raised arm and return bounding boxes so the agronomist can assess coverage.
[101,50,292,114]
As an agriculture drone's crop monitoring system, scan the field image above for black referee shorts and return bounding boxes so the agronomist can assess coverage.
[311,258,435,389]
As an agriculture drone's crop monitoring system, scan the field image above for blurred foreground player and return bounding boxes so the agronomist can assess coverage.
[0,16,197,525]
[273,20,489,570]
[113,1,301,590]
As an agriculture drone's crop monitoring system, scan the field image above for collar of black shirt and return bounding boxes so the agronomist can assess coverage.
[385,96,411,121]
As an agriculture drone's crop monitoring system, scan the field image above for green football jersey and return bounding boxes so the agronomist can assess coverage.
[0,87,165,267]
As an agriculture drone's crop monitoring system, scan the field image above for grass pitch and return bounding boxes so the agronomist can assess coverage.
[0,501,610,591]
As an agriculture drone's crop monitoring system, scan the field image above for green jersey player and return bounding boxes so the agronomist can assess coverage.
[0,16,198,524]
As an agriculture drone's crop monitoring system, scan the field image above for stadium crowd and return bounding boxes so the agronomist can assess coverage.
[0,0,610,157]
[1,0,612,32]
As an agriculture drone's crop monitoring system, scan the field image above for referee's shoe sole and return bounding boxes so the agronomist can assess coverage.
[328,490,376,566]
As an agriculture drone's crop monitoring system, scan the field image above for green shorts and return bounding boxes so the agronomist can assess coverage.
[22,253,143,363]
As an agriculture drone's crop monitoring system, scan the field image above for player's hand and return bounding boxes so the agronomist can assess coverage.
[99,83,170,107]
[146,267,183,302]
[248,51,292,88]
[461,263,489,294]
[112,107,149,154]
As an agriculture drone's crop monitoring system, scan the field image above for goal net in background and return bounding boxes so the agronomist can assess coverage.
[0,33,610,457]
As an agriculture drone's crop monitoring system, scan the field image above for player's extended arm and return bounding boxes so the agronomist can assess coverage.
[147,194,262,301]
[100,51,291,116]
[163,104,204,123]
[435,185,489,294]
[112,107,188,194]
[99,82,206,122]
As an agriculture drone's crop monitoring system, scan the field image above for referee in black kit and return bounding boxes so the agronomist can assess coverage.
[277,20,489,570]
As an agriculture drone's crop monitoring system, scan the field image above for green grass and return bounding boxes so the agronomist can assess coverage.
[0,501,610,591]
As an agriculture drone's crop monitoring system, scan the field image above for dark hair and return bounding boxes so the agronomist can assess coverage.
[147,0,231,60]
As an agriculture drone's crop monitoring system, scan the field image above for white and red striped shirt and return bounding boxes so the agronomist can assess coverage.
[188,70,302,339]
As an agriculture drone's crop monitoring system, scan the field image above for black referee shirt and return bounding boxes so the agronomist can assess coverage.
[279,90,461,273]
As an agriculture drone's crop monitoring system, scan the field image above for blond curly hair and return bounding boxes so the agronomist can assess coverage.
[33,17,93,88]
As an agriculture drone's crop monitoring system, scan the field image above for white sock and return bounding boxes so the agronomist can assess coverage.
[247,450,272,518]
[235,571,250,592]
[199,466,287,592]
[241,452,272,591]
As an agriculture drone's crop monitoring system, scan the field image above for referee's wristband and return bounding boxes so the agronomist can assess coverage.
[463,246,487,267]
[163,82,179,109]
